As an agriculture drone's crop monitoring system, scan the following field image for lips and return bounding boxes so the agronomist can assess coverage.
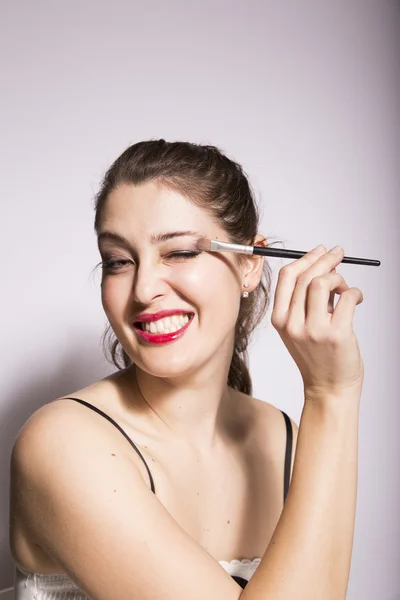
[133,313,194,345]
[134,309,193,323]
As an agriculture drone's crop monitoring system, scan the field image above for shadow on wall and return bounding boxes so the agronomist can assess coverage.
[0,332,115,592]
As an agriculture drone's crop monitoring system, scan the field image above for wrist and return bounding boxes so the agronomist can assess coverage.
[303,388,361,423]
[304,385,362,405]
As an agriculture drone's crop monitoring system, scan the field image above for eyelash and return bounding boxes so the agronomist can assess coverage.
[101,251,201,273]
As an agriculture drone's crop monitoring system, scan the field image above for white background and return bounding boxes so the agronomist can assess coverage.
[1,1,399,597]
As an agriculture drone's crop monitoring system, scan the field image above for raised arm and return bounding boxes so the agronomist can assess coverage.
[240,243,364,600]
[241,394,360,600]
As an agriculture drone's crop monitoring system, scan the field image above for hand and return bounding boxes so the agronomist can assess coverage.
[271,245,364,400]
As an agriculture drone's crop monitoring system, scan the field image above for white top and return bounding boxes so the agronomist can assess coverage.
[14,559,262,599]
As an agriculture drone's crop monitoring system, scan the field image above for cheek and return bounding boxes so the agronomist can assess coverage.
[172,262,208,289]
[101,278,130,315]
[170,262,239,312]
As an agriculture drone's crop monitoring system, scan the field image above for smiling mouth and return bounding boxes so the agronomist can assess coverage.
[134,313,194,334]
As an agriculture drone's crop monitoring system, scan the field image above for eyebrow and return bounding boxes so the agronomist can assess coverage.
[97,230,202,248]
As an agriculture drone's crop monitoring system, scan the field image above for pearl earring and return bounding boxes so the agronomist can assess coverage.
[242,282,249,298]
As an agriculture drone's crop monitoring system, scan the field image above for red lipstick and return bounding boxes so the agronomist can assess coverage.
[133,312,194,345]
[134,309,192,323]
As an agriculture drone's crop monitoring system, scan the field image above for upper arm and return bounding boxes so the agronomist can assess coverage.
[11,405,243,600]
[289,417,299,483]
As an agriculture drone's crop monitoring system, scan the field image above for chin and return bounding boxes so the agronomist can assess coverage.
[127,352,211,382]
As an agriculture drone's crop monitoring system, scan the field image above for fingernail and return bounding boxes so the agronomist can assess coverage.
[312,245,324,254]
[329,245,343,254]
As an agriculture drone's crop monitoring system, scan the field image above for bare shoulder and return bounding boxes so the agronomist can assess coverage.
[11,391,243,600]
[234,389,299,432]
[13,371,134,452]
[12,385,110,454]
[13,393,104,449]
[11,375,139,490]
[232,390,299,469]
[253,395,298,434]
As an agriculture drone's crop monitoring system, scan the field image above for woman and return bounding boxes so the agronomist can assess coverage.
[10,140,364,600]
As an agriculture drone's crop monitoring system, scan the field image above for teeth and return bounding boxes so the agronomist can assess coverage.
[142,314,190,334]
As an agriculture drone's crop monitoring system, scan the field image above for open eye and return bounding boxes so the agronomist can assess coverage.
[101,259,134,273]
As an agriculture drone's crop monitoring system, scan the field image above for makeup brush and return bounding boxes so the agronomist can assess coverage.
[196,238,381,267]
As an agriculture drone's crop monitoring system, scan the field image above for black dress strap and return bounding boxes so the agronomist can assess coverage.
[62,397,156,494]
[280,410,293,504]
[231,576,248,589]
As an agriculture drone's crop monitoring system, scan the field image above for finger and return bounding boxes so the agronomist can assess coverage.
[328,267,337,314]
[288,249,345,325]
[328,290,335,314]
[322,267,354,314]
[271,245,327,329]
[305,273,350,332]
[330,287,363,310]
[331,287,364,329]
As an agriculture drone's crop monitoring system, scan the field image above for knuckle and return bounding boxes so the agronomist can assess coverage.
[278,266,292,281]
[271,309,287,330]
[328,329,348,344]
[305,326,325,343]
[271,312,285,329]
[297,273,309,286]
[331,273,346,288]
[350,287,364,304]
[309,276,325,290]
[285,321,304,339]
[353,286,363,296]
[308,272,345,291]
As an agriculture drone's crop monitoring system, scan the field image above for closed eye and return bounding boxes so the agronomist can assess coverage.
[101,251,201,274]
[166,251,201,259]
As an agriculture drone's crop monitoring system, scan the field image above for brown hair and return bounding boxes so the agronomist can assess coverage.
[94,139,278,396]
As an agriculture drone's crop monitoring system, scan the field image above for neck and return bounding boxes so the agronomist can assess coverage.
[122,364,245,456]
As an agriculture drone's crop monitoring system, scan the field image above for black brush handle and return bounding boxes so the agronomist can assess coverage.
[252,246,381,267]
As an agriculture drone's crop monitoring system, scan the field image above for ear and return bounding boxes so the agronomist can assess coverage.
[242,234,267,292]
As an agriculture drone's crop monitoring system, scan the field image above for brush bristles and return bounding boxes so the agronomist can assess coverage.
[196,237,212,251]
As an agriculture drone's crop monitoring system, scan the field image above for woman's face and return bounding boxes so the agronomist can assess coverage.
[97,181,254,380]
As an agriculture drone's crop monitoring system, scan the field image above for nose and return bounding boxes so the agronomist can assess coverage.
[132,261,169,305]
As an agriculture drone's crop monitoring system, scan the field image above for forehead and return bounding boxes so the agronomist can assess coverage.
[100,182,214,233]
